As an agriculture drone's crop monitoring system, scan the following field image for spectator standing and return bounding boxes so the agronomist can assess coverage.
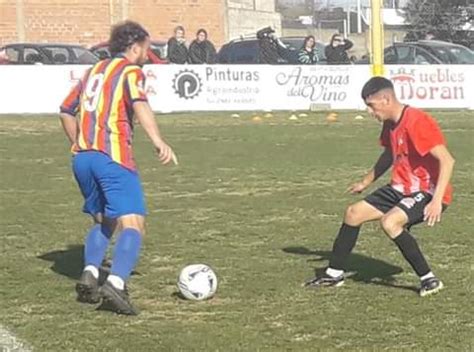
[188,29,217,64]
[257,26,289,64]
[298,35,319,64]
[167,25,188,64]
[325,33,353,64]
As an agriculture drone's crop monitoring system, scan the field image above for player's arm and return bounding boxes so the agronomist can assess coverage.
[59,81,82,146]
[59,112,79,146]
[347,147,392,194]
[133,101,177,165]
[424,145,455,226]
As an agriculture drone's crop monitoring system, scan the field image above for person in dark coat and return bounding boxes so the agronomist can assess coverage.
[167,25,188,64]
[256,26,290,64]
[325,33,353,65]
[188,29,217,64]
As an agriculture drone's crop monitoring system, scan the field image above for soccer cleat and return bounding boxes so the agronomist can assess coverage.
[419,277,444,297]
[99,280,139,316]
[76,270,100,304]
[302,273,344,288]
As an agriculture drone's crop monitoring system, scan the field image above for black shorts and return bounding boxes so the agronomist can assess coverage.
[364,184,447,227]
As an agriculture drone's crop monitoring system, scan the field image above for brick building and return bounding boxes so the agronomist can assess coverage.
[0,0,281,48]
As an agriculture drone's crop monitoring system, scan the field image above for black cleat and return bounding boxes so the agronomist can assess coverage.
[99,281,139,316]
[76,270,100,304]
[303,273,344,288]
[419,277,444,297]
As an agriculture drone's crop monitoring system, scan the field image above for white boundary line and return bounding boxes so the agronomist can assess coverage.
[0,325,32,352]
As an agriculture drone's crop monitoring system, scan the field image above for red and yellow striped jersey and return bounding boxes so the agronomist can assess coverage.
[60,57,147,170]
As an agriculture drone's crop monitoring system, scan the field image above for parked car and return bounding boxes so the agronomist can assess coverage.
[217,36,327,64]
[357,40,474,65]
[404,30,474,50]
[0,43,99,65]
[90,40,168,64]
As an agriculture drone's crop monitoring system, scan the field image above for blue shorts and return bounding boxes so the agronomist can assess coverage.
[72,151,146,219]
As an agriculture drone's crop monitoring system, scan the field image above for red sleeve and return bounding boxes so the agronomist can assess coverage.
[60,68,91,115]
[125,68,148,103]
[60,81,82,116]
[379,121,391,148]
[407,112,445,156]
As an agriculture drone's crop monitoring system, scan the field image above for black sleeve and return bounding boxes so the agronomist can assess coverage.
[343,39,354,50]
[188,41,204,64]
[206,42,217,64]
[324,45,335,62]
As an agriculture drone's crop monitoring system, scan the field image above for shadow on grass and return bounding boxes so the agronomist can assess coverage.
[37,245,140,283]
[38,245,84,281]
[283,246,418,293]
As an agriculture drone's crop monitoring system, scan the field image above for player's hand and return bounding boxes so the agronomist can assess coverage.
[155,141,178,165]
[346,181,369,194]
[424,201,442,227]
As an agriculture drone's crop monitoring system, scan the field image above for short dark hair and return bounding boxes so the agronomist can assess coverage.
[174,25,185,34]
[196,28,208,37]
[361,76,394,100]
[109,21,149,57]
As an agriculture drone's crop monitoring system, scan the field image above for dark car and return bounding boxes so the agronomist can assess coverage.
[90,41,168,64]
[357,40,474,65]
[217,36,327,64]
[0,43,99,65]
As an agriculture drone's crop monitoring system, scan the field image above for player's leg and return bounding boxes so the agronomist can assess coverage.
[72,152,116,303]
[304,185,399,288]
[381,193,444,297]
[94,156,146,315]
[106,214,145,292]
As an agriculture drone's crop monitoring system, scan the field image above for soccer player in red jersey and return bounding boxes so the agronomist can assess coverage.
[60,21,177,315]
[304,77,455,296]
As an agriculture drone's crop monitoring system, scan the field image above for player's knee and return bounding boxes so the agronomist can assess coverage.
[380,215,402,238]
[118,215,146,236]
[344,204,363,226]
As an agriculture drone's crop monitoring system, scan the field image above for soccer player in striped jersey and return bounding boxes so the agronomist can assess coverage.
[304,77,455,297]
[60,21,177,315]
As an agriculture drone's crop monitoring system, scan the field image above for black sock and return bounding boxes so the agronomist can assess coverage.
[328,223,360,270]
[393,230,431,277]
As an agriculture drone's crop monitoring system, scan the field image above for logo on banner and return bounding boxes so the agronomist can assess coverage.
[390,67,465,101]
[173,70,202,99]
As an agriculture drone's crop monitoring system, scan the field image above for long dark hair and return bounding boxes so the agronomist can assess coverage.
[109,21,149,57]
[302,35,316,50]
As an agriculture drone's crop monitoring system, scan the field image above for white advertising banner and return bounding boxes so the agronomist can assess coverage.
[0,64,473,114]
[387,65,474,109]
[144,65,371,112]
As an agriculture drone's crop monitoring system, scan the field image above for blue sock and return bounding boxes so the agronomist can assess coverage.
[84,224,112,268]
[110,228,142,281]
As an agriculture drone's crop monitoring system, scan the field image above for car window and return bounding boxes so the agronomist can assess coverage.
[448,47,474,64]
[24,47,45,64]
[43,46,70,64]
[395,46,415,64]
[427,46,453,64]
[229,41,258,64]
[151,43,167,59]
[384,47,398,64]
[5,47,20,63]
[429,45,474,64]
[71,47,99,64]
[94,48,111,60]
[413,48,436,64]
[281,38,303,51]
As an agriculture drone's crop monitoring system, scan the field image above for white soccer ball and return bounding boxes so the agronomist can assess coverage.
[177,264,218,301]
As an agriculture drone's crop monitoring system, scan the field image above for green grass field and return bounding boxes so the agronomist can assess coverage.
[0,111,473,351]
